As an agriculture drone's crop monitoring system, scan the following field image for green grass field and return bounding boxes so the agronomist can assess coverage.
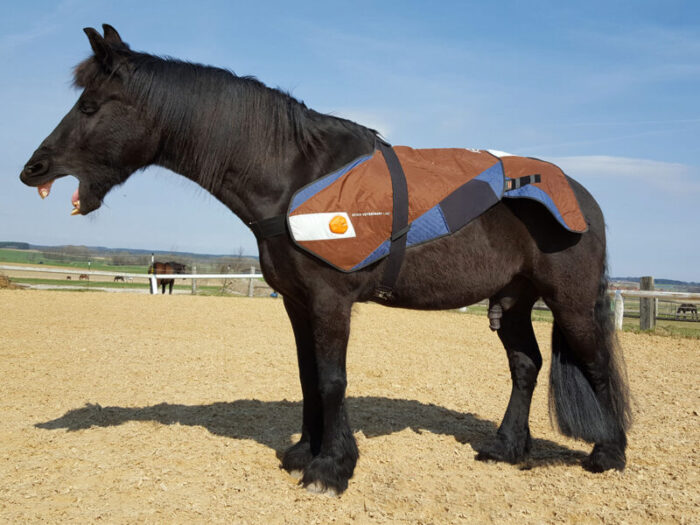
[0,248,148,273]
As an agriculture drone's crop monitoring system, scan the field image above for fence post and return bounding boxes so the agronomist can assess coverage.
[149,275,158,295]
[639,276,656,330]
[614,290,624,330]
[149,253,157,294]
[248,266,255,297]
[191,265,197,295]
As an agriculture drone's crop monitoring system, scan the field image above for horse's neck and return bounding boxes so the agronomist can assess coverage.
[155,103,376,225]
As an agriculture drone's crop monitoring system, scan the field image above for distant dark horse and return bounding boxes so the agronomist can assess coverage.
[148,261,187,294]
[676,303,698,320]
[20,25,631,495]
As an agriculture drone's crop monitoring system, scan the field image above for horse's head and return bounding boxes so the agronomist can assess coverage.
[20,24,159,216]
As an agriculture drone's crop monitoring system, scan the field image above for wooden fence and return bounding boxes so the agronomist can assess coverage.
[0,264,265,297]
[3,266,698,329]
[610,289,700,330]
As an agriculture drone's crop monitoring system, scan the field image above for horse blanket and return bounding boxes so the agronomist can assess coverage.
[288,146,586,272]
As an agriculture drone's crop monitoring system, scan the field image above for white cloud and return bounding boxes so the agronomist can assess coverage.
[551,155,700,195]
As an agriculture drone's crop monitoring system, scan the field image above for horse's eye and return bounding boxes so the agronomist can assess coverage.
[78,100,98,115]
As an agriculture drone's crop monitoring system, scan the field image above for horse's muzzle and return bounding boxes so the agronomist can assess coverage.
[20,149,52,184]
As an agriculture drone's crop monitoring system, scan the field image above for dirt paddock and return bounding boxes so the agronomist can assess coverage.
[0,290,697,523]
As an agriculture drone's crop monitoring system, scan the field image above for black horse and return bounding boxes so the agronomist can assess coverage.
[20,25,631,495]
[148,261,187,295]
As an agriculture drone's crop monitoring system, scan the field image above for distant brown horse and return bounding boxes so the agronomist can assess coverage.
[78,274,89,281]
[148,261,187,294]
[676,303,698,320]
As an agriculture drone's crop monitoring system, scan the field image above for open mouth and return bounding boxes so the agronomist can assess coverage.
[36,177,81,215]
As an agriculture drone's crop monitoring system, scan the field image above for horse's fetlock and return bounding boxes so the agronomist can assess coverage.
[282,439,315,473]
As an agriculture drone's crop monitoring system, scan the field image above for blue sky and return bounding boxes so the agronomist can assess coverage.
[1,1,699,280]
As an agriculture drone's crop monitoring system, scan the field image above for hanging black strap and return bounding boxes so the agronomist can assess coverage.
[374,140,409,301]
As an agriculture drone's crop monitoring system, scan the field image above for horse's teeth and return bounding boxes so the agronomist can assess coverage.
[37,181,53,199]
[70,207,80,216]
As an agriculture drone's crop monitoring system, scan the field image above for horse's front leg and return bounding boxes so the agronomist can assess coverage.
[281,296,321,476]
[282,295,358,495]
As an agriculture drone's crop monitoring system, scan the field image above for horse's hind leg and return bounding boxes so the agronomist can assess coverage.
[545,278,632,472]
[477,283,541,464]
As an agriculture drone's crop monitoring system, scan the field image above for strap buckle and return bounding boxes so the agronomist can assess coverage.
[373,286,394,301]
[505,174,541,192]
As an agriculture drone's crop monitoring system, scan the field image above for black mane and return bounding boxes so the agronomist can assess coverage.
[75,50,376,192]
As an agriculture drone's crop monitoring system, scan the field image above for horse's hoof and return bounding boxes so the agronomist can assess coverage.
[301,455,352,496]
[305,481,339,497]
[476,434,530,464]
[582,444,625,473]
[288,469,303,480]
[476,445,514,463]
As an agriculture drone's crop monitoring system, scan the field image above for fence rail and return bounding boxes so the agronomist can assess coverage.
[0,264,263,280]
[0,264,265,296]
[609,289,700,330]
[0,264,147,279]
[609,289,700,301]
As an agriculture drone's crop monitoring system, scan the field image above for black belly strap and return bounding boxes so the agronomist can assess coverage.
[373,139,409,301]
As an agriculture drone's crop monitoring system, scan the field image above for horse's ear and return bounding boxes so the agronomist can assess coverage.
[102,24,123,45]
[83,27,115,70]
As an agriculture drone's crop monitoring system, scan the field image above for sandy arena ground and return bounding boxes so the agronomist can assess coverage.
[0,289,698,523]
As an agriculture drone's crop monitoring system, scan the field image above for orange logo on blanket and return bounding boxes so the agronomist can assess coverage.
[329,215,349,234]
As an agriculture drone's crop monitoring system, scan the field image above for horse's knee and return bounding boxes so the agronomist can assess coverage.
[318,375,347,401]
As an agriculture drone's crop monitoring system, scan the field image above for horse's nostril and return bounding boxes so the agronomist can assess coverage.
[25,159,49,176]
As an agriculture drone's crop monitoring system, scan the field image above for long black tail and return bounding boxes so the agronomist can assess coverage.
[549,272,632,443]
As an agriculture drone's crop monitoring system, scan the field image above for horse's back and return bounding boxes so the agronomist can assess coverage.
[382,175,606,309]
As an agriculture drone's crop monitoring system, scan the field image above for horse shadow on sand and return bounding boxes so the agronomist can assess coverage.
[36,397,587,469]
